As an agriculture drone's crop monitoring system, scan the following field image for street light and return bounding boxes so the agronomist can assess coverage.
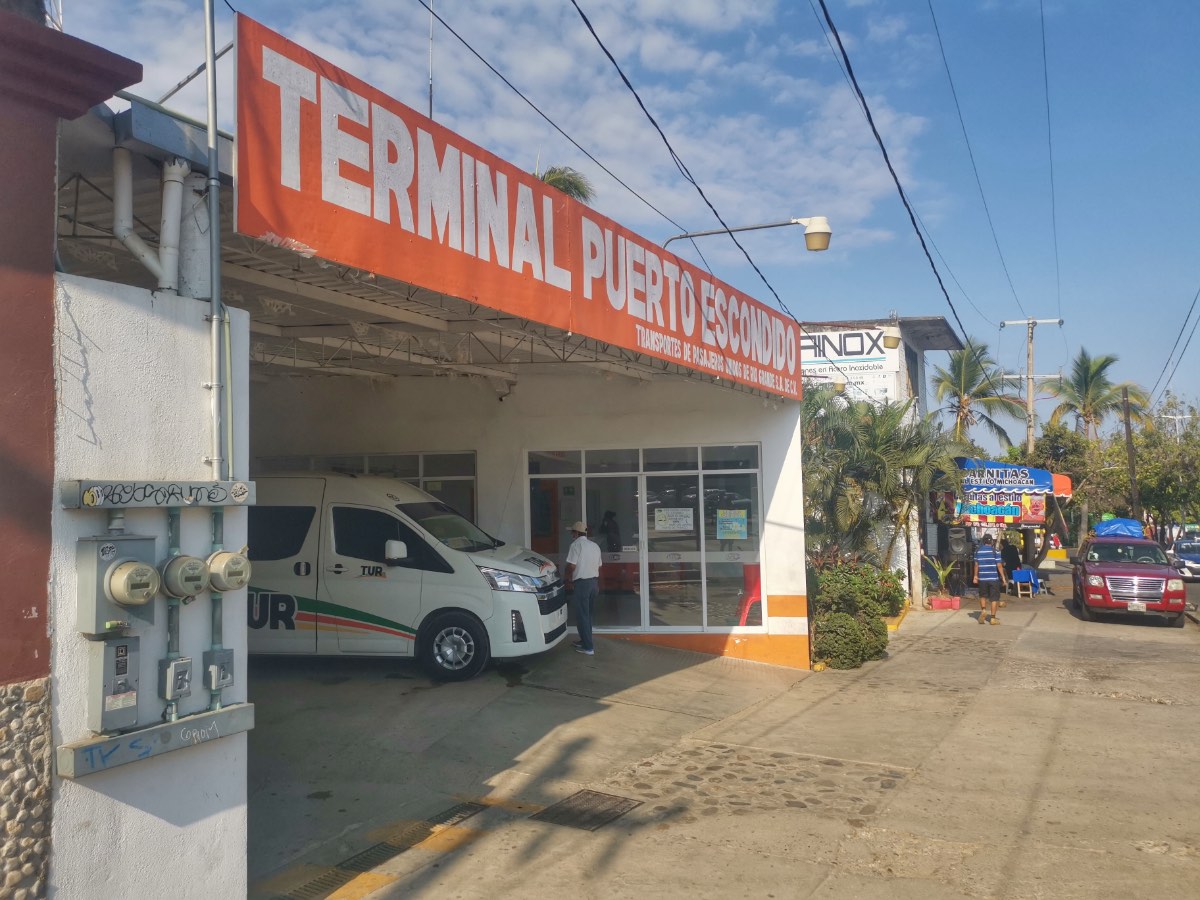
[662,216,832,251]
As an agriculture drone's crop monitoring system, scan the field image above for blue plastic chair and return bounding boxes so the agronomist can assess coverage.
[1012,568,1039,598]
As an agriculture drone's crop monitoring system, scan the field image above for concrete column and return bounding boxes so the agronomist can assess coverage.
[0,12,140,897]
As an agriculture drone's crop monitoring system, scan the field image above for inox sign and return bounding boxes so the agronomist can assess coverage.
[799,330,886,361]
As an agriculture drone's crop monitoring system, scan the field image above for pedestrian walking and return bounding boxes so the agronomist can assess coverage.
[974,534,1008,624]
[565,520,601,655]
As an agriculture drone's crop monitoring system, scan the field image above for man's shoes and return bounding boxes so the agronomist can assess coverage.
[990,616,999,625]
[574,646,595,656]
[572,640,584,648]
[979,613,988,624]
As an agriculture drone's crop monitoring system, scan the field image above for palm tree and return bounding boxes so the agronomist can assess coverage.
[801,387,968,567]
[536,166,595,205]
[931,339,1025,446]
[1041,348,1149,438]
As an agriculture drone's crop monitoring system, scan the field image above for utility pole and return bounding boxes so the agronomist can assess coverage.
[1000,317,1064,453]
[1123,386,1142,521]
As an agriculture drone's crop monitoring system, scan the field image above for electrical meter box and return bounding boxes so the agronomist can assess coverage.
[203,648,235,691]
[77,534,158,636]
[89,636,140,733]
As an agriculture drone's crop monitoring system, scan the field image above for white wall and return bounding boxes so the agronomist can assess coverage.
[51,275,250,898]
[251,371,809,607]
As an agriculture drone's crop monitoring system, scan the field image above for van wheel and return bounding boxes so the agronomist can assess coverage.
[1078,599,1093,621]
[1168,612,1186,628]
[419,612,490,681]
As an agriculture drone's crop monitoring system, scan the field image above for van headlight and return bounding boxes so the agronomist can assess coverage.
[1168,578,1184,591]
[479,567,540,592]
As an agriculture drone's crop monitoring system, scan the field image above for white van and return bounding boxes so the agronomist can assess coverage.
[246,473,568,680]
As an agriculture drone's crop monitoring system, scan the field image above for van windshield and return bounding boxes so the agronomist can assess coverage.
[399,501,498,553]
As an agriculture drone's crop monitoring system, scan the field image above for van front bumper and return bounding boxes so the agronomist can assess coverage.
[488,581,569,657]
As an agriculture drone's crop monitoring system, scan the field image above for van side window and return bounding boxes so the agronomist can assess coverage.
[332,506,448,572]
[248,506,316,561]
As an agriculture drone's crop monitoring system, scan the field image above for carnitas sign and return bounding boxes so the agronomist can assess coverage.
[234,16,801,399]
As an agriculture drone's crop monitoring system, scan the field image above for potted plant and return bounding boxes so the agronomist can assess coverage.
[923,555,960,610]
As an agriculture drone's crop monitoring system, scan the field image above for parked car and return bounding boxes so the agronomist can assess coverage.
[1167,540,1200,582]
[1071,536,1188,627]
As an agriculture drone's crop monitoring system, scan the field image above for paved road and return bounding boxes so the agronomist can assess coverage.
[249,590,1200,899]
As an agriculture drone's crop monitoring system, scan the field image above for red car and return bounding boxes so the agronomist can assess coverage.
[1071,536,1188,627]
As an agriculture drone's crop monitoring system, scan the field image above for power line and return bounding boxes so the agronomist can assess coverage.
[568,0,881,405]
[1039,0,1063,321]
[1149,279,1199,399]
[811,0,994,332]
[812,0,1009,408]
[1151,279,1200,404]
[927,0,1027,319]
[412,0,688,235]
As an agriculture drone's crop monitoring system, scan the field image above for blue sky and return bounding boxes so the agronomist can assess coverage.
[66,0,1199,447]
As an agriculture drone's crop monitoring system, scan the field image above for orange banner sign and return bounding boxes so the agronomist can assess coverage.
[235,16,801,399]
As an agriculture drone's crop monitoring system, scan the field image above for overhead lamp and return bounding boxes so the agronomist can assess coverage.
[883,334,902,350]
[663,216,832,252]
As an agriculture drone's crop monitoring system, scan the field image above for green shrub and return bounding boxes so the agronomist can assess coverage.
[859,614,889,661]
[813,612,868,669]
[811,562,905,619]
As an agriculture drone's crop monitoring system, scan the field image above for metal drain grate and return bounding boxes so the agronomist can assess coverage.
[269,801,487,899]
[530,790,641,832]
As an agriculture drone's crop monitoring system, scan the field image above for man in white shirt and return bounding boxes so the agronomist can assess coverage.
[564,520,602,655]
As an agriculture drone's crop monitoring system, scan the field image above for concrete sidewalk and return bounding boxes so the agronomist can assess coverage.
[249,598,1200,899]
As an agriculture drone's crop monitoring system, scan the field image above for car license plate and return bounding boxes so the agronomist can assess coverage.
[1127,600,1146,613]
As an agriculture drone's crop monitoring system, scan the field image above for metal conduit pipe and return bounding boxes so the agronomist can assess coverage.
[204,0,229,709]
[207,507,224,712]
[164,507,182,722]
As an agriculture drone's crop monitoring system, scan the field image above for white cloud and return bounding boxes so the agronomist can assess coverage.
[63,0,931,302]
[867,14,908,43]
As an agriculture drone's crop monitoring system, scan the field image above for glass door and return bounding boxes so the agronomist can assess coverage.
[586,476,641,627]
[644,473,702,627]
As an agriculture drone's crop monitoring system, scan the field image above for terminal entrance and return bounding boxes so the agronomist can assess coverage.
[528,446,763,630]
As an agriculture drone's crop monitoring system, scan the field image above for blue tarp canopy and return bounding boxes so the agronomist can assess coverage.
[1093,518,1144,537]
[955,458,1054,495]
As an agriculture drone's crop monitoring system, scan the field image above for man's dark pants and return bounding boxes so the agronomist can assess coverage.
[573,577,598,651]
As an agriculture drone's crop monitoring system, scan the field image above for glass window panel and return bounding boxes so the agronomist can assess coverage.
[702,445,759,471]
[423,479,475,522]
[645,473,701,627]
[702,473,761,627]
[585,448,639,473]
[331,506,430,570]
[528,450,582,475]
[322,454,367,474]
[529,478,582,574]
[643,446,698,471]
[423,453,475,477]
[367,454,420,479]
[585,476,641,627]
[254,456,314,474]
[247,506,316,561]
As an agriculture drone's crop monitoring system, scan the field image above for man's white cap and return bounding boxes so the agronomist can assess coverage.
[569,521,587,534]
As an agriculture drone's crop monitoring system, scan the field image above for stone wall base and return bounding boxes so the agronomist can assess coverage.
[0,678,50,900]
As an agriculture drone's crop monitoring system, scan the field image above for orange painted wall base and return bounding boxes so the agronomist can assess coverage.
[608,632,811,670]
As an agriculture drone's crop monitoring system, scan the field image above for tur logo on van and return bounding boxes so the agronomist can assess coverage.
[248,590,297,630]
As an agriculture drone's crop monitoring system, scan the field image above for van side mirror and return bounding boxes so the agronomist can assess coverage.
[384,540,409,565]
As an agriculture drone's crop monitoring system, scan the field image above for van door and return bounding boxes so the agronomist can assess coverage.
[323,504,428,654]
[247,478,325,654]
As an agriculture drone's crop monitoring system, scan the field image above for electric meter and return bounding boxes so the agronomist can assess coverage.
[106,560,161,606]
[208,550,252,592]
[161,555,211,598]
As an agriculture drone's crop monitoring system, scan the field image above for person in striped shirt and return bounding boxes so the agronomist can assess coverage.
[973,533,1008,624]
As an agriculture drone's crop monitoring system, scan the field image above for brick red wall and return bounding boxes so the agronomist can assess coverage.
[0,11,140,684]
